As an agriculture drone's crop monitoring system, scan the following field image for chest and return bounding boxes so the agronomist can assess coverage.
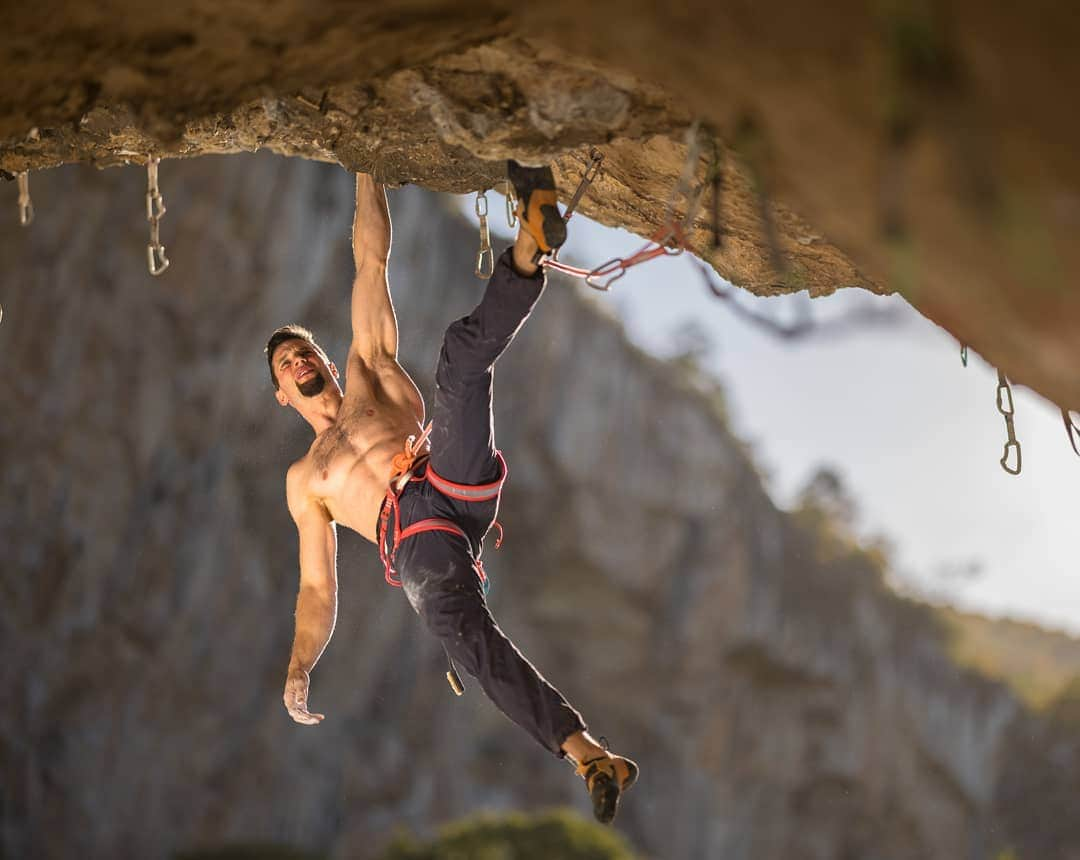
[309,422,357,481]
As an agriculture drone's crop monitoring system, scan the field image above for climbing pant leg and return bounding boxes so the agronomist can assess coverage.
[430,247,545,487]
[397,528,586,756]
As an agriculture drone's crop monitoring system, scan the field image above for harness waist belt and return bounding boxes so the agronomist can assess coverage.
[425,452,507,502]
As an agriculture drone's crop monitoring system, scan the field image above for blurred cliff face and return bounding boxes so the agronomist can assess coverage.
[1,153,1077,860]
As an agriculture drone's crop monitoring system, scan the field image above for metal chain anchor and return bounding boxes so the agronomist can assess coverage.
[146,156,170,276]
[16,171,33,226]
[995,370,1022,475]
[474,190,493,279]
[960,344,968,367]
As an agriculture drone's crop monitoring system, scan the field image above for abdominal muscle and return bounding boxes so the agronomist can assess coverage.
[305,367,424,543]
[320,444,409,541]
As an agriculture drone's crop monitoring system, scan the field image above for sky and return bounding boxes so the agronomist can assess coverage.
[462,192,1080,635]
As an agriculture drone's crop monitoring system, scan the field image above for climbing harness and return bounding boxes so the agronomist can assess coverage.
[1063,409,1080,458]
[474,190,493,279]
[504,179,518,229]
[995,370,1022,475]
[377,426,506,588]
[16,171,33,226]
[960,344,969,367]
[377,424,508,697]
[377,423,505,592]
[145,156,169,276]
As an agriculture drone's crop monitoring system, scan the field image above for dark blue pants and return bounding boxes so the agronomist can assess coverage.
[392,248,586,756]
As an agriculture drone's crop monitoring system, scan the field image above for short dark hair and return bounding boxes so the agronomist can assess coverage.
[265,324,330,389]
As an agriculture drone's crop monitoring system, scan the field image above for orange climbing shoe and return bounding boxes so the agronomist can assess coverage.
[508,159,566,255]
[575,751,639,824]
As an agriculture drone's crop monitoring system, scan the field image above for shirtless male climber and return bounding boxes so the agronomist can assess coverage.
[266,164,638,824]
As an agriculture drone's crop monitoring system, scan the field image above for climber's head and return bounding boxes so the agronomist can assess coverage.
[266,325,339,405]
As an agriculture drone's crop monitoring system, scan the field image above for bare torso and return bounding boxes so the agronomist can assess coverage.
[292,352,424,542]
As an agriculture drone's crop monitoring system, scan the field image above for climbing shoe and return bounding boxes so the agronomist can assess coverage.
[508,159,566,255]
[575,752,639,825]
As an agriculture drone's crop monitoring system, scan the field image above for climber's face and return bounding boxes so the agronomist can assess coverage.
[271,339,339,406]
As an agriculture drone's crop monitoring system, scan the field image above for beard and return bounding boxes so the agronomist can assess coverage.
[297,374,327,397]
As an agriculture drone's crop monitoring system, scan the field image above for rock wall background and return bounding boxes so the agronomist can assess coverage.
[0,154,1076,860]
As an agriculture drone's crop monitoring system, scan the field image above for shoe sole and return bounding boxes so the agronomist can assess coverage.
[589,759,638,825]
[509,161,566,253]
[539,203,567,251]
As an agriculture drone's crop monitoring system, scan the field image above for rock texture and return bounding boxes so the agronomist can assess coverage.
[1,155,1077,860]
[3,2,1080,411]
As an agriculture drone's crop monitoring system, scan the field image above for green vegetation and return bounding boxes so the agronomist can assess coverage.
[380,808,640,860]
[172,811,641,860]
[174,846,325,860]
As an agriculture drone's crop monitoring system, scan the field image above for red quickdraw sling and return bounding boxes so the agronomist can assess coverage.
[377,423,507,593]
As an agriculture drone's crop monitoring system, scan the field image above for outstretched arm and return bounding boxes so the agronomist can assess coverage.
[350,173,397,363]
[283,466,338,725]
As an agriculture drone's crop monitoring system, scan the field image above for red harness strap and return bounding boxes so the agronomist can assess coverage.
[426,451,507,503]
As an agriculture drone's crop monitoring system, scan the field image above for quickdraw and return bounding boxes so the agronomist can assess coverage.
[16,171,33,227]
[543,222,687,291]
[1063,409,1080,458]
[504,179,518,229]
[562,147,604,224]
[541,125,716,292]
[146,156,169,276]
[475,190,493,279]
